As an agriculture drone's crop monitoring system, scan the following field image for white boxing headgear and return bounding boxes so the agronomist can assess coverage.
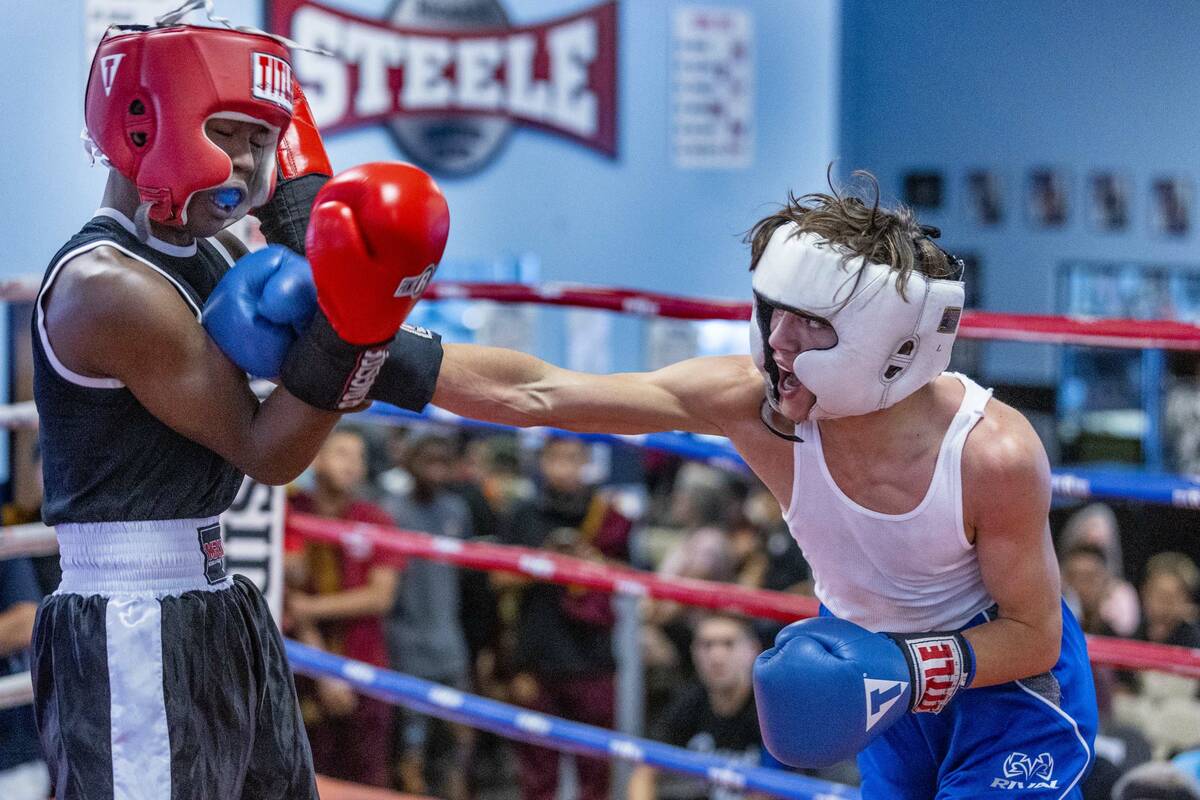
[750,224,965,420]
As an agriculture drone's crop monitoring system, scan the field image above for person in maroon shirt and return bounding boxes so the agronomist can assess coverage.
[286,426,399,788]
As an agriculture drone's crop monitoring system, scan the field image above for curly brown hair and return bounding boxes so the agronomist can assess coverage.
[746,169,957,297]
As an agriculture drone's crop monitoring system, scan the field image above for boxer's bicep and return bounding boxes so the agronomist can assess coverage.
[962,412,1061,684]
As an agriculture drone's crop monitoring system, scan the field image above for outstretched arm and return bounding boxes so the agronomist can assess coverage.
[431,344,759,437]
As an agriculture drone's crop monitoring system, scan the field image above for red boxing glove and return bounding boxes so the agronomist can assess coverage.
[256,79,334,255]
[276,80,332,180]
[306,162,450,345]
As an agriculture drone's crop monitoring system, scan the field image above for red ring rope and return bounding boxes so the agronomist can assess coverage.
[287,513,1200,680]
[0,277,1197,349]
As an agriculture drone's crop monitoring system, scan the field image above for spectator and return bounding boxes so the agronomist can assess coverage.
[384,433,474,800]
[1112,761,1200,800]
[286,426,399,789]
[1138,553,1200,650]
[1060,504,1140,637]
[378,426,413,496]
[1063,543,1122,636]
[480,436,535,515]
[629,613,774,800]
[1114,553,1200,757]
[0,558,50,800]
[500,436,631,800]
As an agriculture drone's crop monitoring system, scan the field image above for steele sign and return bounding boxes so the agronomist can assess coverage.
[267,0,618,175]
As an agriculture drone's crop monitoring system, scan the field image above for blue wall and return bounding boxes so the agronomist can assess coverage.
[840,0,1200,384]
[4,0,840,307]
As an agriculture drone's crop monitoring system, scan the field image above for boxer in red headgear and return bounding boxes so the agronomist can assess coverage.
[30,5,449,798]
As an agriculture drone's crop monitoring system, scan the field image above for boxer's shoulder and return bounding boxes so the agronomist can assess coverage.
[44,246,201,373]
[49,245,194,321]
[961,395,1051,530]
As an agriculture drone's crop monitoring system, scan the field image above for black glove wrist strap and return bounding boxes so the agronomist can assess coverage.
[280,311,390,411]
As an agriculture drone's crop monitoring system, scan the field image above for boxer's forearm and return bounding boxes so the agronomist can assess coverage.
[962,613,1061,687]
[431,345,731,435]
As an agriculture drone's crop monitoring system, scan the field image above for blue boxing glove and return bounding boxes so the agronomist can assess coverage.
[753,617,975,768]
[202,245,317,378]
[202,244,444,411]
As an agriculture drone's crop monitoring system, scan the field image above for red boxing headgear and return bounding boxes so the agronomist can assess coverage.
[84,24,295,226]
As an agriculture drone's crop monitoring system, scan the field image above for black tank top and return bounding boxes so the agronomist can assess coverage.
[34,210,245,524]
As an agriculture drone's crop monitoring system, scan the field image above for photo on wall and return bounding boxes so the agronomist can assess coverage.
[1026,168,1069,228]
[1151,175,1192,237]
[903,171,944,209]
[964,170,1003,226]
[1087,172,1130,232]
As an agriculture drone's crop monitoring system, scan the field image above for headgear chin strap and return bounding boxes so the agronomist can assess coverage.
[83,20,295,226]
[750,225,965,420]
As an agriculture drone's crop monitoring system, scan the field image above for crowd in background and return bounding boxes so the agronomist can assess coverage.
[278,422,1200,800]
[2,421,1200,800]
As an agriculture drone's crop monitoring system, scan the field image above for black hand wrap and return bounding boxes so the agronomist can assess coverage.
[368,324,444,411]
[281,312,390,411]
[255,173,329,256]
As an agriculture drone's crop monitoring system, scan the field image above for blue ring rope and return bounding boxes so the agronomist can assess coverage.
[361,405,1200,510]
[285,641,860,799]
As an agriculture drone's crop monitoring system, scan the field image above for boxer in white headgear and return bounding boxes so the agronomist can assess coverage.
[749,223,964,432]
[223,172,1097,798]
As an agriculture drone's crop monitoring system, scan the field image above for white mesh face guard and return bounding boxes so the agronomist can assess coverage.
[750,225,965,420]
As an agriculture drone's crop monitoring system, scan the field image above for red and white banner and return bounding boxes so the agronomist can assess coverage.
[267,0,618,174]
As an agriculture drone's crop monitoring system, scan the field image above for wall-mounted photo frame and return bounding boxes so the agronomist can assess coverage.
[1087,172,1129,232]
[964,170,1003,226]
[1151,175,1191,237]
[903,171,944,209]
[1027,167,1069,228]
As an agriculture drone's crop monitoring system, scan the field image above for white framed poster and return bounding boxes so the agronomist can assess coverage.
[671,5,754,169]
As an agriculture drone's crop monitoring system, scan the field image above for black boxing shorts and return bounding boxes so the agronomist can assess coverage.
[30,519,318,800]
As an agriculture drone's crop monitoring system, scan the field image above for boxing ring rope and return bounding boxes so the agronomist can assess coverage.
[5,276,1200,348]
[3,514,1197,679]
[367,404,1200,509]
[422,281,1200,350]
[285,641,858,800]
[1,278,1198,796]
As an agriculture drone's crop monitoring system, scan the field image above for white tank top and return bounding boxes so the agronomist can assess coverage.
[783,373,995,633]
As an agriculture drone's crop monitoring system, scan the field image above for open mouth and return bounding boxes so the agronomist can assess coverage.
[776,367,801,398]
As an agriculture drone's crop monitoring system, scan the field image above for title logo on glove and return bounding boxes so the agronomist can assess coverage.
[267,0,618,177]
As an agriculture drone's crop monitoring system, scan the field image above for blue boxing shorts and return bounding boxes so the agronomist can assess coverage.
[824,600,1098,799]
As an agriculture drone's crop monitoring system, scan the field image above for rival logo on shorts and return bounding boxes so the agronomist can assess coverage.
[252,52,294,113]
[990,752,1057,791]
[197,522,228,585]
[337,347,389,410]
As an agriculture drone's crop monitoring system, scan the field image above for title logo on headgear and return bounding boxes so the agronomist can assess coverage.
[267,0,618,176]
[100,54,125,97]
[252,52,294,113]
